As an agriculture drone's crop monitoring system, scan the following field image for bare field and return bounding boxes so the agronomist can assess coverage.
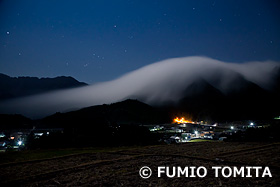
[0,142,279,186]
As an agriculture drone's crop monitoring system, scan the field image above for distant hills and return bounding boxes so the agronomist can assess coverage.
[0,73,87,100]
[0,99,168,130]
[38,99,169,128]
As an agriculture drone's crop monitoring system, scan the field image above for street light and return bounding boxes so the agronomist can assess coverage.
[18,141,22,146]
[230,126,234,130]
[250,122,254,126]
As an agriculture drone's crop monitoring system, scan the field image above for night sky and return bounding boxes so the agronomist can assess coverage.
[1,0,279,84]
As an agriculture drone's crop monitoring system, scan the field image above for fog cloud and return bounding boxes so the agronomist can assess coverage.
[0,56,279,118]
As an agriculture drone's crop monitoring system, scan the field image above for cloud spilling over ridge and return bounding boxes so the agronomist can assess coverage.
[0,56,279,118]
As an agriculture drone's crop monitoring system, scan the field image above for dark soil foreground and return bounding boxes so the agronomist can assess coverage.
[0,142,279,186]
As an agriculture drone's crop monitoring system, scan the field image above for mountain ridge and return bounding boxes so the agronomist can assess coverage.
[0,73,87,100]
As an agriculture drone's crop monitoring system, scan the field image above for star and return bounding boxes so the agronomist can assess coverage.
[6,31,10,35]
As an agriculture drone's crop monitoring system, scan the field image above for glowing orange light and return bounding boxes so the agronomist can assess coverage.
[174,117,193,124]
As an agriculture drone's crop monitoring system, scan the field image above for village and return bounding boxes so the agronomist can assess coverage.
[148,117,263,143]
[0,116,272,152]
[0,128,64,152]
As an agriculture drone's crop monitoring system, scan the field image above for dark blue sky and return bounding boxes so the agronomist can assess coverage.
[1,0,279,83]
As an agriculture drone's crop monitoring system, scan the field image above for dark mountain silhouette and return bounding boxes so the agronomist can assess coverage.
[167,70,280,121]
[0,100,166,147]
[173,78,226,120]
[36,99,167,147]
[0,114,33,130]
[38,99,169,128]
[0,73,87,100]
